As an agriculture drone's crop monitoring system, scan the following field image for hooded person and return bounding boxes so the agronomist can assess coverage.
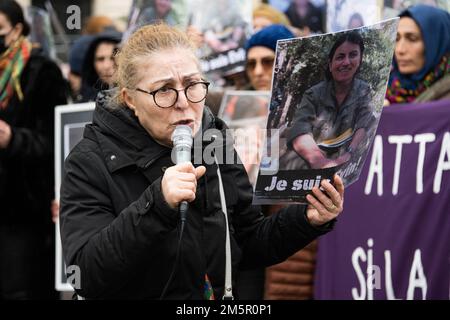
[79,30,122,103]
[386,5,450,104]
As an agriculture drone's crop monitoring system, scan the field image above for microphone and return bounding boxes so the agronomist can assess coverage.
[160,125,193,300]
[171,125,193,221]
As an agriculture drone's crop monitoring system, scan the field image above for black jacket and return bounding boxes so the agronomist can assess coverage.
[60,91,333,299]
[0,51,67,226]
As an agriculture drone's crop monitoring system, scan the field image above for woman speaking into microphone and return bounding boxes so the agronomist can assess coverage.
[60,23,345,300]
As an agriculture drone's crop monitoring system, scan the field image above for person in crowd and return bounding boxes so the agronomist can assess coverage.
[68,17,119,103]
[284,0,324,34]
[59,23,345,300]
[385,5,450,104]
[287,31,374,170]
[245,24,294,91]
[78,30,121,102]
[0,0,67,299]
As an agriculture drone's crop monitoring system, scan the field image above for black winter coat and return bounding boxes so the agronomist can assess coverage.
[0,51,67,226]
[60,91,333,299]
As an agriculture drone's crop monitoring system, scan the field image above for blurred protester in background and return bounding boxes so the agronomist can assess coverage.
[245,24,294,91]
[79,31,122,102]
[386,5,450,104]
[0,0,67,299]
[68,16,120,103]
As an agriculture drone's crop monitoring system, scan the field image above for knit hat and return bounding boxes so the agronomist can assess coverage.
[253,4,291,27]
[245,24,294,54]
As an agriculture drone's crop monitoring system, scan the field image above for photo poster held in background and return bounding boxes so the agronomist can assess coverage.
[218,90,271,187]
[124,0,188,41]
[252,18,399,205]
[188,0,253,86]
[326,0,383,32]
[54,103,95,291]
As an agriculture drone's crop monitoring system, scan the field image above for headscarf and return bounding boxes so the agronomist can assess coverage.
[79,30,122,102]
[0,36,32,109]
[386,5,450,103]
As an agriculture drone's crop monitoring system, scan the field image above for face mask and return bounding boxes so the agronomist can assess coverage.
[0,34,7,54]
[0,29,13,55]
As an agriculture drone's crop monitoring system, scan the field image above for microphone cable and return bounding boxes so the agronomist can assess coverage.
[159,202,189,300]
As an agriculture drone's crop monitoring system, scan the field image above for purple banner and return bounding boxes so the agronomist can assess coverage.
[315,99,450,300]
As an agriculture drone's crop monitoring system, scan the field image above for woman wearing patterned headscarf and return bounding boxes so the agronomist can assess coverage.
[386,5,450,104]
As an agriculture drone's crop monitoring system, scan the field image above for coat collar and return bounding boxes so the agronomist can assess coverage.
[85,90,170,172]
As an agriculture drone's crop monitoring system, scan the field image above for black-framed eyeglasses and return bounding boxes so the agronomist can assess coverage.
[135,81,210,108]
